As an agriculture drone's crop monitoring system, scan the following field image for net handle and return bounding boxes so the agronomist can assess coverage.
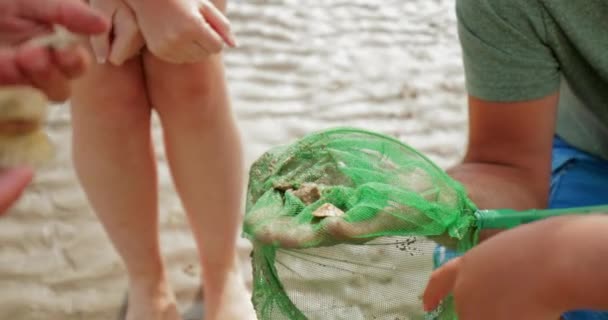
[475,204,608,230]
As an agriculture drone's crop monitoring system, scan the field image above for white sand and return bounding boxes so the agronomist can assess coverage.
[0,0,467,319]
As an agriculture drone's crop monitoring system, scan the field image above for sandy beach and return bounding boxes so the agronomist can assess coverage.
[0,0,468,319]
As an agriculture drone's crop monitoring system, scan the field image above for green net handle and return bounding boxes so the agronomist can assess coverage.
[475,204,608,230]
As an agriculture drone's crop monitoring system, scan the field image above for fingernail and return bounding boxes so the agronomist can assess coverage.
[424,299,439,312]
[226,33,238,47]
[96,55,106,64]
[423,302,432,312]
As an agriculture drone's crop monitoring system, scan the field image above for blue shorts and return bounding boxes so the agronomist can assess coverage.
[433,136,608,320]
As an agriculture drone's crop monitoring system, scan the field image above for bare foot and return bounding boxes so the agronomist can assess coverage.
[126,280,181,320]
[211,271,257,320]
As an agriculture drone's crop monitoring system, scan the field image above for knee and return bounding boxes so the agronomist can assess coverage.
[74,89,150,131]
[152,87,229,132]
[143,53,228,127]
[71,65,151,128]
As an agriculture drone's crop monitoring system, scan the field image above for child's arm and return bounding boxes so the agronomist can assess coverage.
[121,0,236,64]
[423,214,608,319]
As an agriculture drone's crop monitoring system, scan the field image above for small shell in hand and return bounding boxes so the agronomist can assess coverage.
[25,26,80,49]
[0,87,53,167]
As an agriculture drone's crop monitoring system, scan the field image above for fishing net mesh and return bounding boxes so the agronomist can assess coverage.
[243,128,480,320]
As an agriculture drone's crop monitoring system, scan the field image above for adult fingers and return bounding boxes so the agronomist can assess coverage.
[0,17,52,45]
[422,257,462,312]
[18,0,109,35]
[0,49,29,86]
[0,166,33,215]
[15,46,70,102]
[52,44,91,79]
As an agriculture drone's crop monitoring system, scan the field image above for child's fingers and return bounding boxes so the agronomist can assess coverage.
[88,0,114,64]
[108,8,144,66]
[199,3,237,48]
[193,21,224,56]
[422,257,462,312]
[89,29,111,64]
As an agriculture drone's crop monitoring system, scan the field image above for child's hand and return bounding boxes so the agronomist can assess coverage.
[89,0,144,66]
[124,0,236,64]
[423,217,575,320]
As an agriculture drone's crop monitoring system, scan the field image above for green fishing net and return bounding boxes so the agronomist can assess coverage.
[242,127,603,319]
[242,127,475,319]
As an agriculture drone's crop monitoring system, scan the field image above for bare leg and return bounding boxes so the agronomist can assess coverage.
[70,58,180,320]
[142,52,253,319]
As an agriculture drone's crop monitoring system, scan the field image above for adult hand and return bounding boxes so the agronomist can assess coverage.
[0,0,109,45]
[124,0,237,64]
[0,0,109,101]
[0,166,33,215]
[0,42,93,101]
[422,217,577,320]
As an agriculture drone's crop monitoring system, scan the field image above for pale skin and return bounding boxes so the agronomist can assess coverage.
[90,0,236,65]
[70,0,252,319]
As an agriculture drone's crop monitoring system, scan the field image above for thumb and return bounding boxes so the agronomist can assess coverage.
[0,166,33,215]
[423,257,462,312]
[18,0,109,35]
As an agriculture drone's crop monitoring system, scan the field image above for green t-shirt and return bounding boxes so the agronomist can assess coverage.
[457,0,608,160]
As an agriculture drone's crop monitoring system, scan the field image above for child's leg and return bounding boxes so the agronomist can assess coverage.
[142,52,252,319]
[70,58,179,320]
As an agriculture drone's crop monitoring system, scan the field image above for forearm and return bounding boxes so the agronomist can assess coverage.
[448,162,549,210]
[448,162,551,240]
